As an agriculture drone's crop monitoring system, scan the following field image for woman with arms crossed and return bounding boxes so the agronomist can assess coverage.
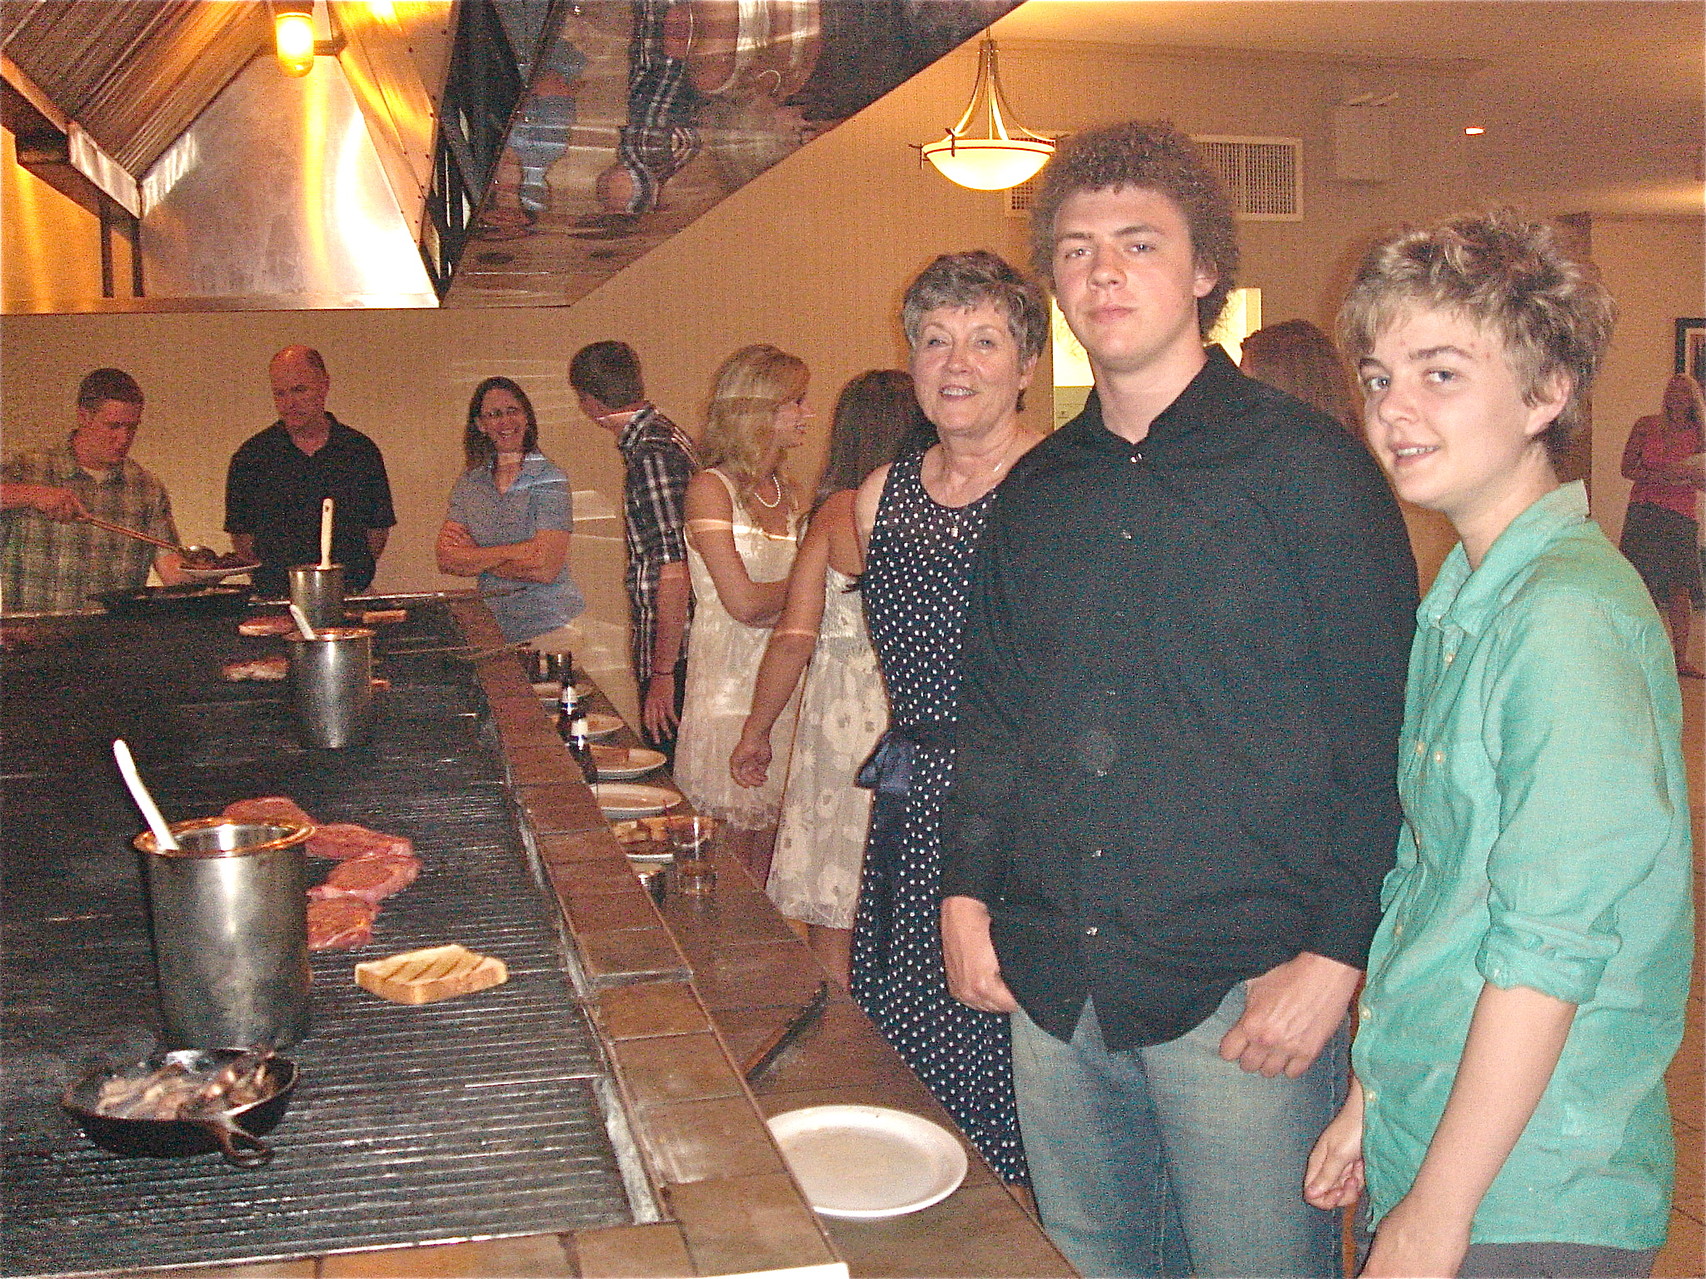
[1305,210,1693,1279]
[437,377,584,644]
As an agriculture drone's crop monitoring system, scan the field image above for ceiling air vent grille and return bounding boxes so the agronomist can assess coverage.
[1193,135,1302,221]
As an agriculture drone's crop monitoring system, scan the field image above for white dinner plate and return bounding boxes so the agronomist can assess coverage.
[579,712,625,739]
[177,561,260,582]
[591,783,682,819]
[766,1105,968,1219]
[533,681,595,700]
[594,746,667,781]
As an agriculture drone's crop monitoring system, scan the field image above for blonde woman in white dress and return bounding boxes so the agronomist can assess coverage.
[731,370,934,986]
[674,344,809,881]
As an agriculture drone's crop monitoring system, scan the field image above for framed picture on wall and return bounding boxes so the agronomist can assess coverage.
[1677,318,1706,382]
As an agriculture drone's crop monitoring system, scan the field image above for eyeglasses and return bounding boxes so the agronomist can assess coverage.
[479,406,527,422]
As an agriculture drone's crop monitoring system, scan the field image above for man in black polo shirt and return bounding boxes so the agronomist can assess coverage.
[940,122,1416,1277]
[225,346,395,598]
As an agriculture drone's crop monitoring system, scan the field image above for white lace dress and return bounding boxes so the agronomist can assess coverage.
[765,566,887,929]
[674,469,800,830]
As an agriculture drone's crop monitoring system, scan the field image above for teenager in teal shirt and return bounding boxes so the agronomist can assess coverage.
[1306,210,1693,1278]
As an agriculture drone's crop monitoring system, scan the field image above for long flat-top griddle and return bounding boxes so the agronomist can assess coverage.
[1,601,635,1276]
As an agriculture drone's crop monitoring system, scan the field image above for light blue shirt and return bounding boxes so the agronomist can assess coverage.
[1354,482,1693,1248]
[447,453,584,642]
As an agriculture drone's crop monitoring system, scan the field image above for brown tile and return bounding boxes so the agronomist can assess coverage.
[638,1095,788,1184]
[1653,1207,1703,1276]
[537,829,628,866]
[518,781,607,835]
[596,981,711,1040]
[611,1031,742,1106]
[666,1173,836,1275]
[823,1182,1073,1278]
[551,857,654,896]
[690,940,829,1015]
[509,743,581,787]
[144,1263,317,1279]
[566,887,663,935]
[322,1235,573,1277]
[579,927,690,984]
[569,1223,693,1279]
[658,886,801,954]
[726,1003,928,1101]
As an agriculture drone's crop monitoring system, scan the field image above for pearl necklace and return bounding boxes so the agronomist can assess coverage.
[751,473,783,509]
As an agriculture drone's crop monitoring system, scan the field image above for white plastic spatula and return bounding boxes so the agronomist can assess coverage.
[288,603,318,640]
[319,498,334,569]
[112,738,178,851]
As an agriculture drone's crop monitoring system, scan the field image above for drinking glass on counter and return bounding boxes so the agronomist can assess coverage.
[667,815,718,896]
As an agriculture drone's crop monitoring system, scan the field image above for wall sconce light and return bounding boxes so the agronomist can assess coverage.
[917,39,1053,191]
[272,1,344,78]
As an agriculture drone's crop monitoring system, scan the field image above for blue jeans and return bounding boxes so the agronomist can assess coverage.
[1010,988,1346,1279]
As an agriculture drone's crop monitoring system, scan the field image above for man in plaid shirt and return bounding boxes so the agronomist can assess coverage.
[571,341,697,757]
[2,368,186,614]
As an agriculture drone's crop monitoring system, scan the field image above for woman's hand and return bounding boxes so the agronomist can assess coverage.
[1304,1077,1366,1210]
[941,896,1018,1013]
[729,723,772,787]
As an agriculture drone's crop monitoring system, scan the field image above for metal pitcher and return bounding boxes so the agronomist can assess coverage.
[133,818,314,1050]
[287,563,344,631]
[288,626,375,749]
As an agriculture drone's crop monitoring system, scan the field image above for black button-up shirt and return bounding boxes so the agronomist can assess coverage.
[940,349,1417,1049]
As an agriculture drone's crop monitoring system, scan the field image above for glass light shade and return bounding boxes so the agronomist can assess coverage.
[275,11,317,77]
[922,138,1052,191]
[918,39,1053,192]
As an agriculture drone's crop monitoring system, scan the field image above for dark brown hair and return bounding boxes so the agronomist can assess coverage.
[463,376,540,470]
[568,340,645,410]
[1029,120,1239,335]
[814,370,936,510]
[76,368,143,410]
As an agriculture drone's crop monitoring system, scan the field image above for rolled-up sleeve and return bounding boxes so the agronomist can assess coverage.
[1476,590,1677,1004]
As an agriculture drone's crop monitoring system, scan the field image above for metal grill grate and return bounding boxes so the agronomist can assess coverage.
[1,603,636,1277]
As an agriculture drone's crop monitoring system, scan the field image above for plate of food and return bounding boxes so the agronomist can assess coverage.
[591,744,666,780]
[579,712,625,739]
[591,783,682,820]
[177,550,261,582]
[766,1105,967,1219]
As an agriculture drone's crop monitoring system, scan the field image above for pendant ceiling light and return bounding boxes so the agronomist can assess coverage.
[919,39,1053,191]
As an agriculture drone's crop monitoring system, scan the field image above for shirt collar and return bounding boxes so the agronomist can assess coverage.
[1421,481,1591,634]
[54,438,127,485]
[615,404,657,452]
[1064,345,1247,457]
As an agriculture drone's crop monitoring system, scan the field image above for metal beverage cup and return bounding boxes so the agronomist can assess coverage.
[133,818,314,1050]
[288,563,344,631]
[288,626,375,749]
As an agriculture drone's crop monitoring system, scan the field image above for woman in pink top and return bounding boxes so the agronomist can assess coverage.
[1619,373,1705,676]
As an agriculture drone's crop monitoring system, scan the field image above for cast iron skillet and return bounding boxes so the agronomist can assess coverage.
[91,584,254,617]
[62,1048,298,1168]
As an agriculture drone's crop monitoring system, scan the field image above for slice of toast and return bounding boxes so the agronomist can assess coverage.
[354,944,508,1005]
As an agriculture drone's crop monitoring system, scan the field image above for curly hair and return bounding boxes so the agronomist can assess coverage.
[1338,208,1617,460]
[699,344,810,493]
[901,250,1050,361]
[1029,120,1239,335]
[463,376,539,471]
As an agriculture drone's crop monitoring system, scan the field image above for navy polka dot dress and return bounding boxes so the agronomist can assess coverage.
[852,450,1028,1185]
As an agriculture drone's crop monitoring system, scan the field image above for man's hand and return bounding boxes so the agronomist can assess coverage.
[941,896,1018,1013]
[5,484,86,522]
[1219,950,1361,1078]
[642,669,678,739]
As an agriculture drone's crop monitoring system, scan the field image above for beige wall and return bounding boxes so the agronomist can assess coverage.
[4,38,1699,714]
[1590,215,1706,543]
